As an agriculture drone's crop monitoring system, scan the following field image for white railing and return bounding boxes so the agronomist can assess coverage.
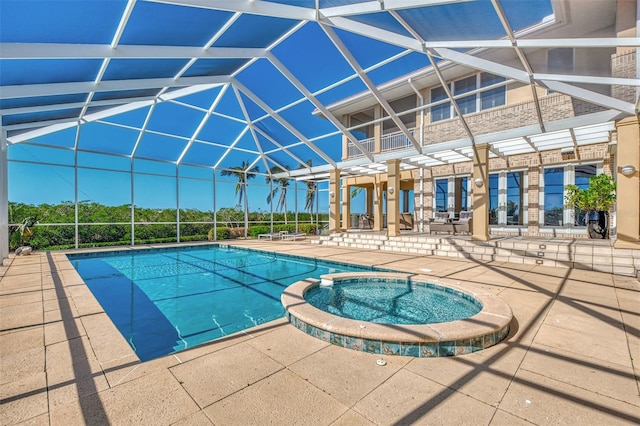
[347,137,374,158]
[381,128,415,152]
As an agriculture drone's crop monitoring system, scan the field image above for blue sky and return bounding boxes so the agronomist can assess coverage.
[3,0,552,217]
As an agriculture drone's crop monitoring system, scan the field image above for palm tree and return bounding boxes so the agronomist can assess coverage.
[300,160,316,227]
[220,161,259,237]
[265,166,290,224]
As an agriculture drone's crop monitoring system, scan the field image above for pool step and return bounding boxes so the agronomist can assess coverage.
[312,233,640,277]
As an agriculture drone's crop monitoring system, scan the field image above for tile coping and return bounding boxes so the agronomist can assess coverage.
[281,272,513,357]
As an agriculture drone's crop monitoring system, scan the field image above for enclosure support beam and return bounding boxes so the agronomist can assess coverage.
[213,171,217,242]
[0,131,8,261]
[329,169,341,233]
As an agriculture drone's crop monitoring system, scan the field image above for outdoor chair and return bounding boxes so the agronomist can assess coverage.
[258,230,288,240]
[452,211,473,234]
[282,232,306,241]
[359,214,373,229]
[429,212,454,234]
[399,212,414,230]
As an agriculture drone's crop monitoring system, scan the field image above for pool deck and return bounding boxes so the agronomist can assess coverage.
[1,238,639,425]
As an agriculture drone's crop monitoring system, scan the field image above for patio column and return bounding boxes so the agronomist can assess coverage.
[472,143,490,241]
[374,105,382,154]
[366,187,374,217]
[329,169,341,233]
[387,159,401,236]
[373,175,384,231]
[342,183,351,230]
[0,133,8,261]
[614,116,640,249]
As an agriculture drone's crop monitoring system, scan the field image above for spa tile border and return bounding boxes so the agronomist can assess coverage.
[282,272,513,357]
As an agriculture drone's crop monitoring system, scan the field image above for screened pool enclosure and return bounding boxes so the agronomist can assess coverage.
[1,0,639,258]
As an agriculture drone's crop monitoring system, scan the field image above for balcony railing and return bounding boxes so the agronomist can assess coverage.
[381,128,415,152]
[347,137,374,158]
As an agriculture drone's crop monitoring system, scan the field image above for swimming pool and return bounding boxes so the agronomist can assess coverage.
[67,245,377,361]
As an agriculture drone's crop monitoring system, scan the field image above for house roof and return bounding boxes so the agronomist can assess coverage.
[1,0,637,181]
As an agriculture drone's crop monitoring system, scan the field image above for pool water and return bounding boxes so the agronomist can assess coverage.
[67,245,374,361]
[304,280,482,325]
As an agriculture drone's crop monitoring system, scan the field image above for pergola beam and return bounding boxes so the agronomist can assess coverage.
[232,84,277,174]
[321,23,423,154]
[176,84,229,164]
[149,0,315,20]
[320,0,464,18]
[322,16,423,51]
[423,37,640,49]
[7,83,223,143]
[232,79,337,167]
[490,0,546,133]
[0,43,266,59]
[429,47,636,115]
[0,76,230,99]
[266,52,375,162]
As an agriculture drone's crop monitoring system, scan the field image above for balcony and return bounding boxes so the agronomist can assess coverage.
[381,128,416,152]
[347,137,374,158]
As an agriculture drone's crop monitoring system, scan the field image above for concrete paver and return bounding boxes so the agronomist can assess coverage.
[0,239,638,425]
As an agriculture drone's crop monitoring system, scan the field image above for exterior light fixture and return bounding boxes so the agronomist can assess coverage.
[474,178,484,187]
[388,186,394,194]
[621,165,636,176]
[329,191,335,198]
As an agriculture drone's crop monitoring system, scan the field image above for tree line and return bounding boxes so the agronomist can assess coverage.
[8,201,327,251]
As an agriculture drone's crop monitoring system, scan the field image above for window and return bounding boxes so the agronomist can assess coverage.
[430,86,450,122]
[573,164,597,226]
[480,73,506,110]
[547,48,574,95]
[488,174,499,225]
[383,95,417,134]
[435,179,448,212]
[454,76,477,116]
[430,73,506,123]
[506,171,523,225]
[547,48,574,74]
[350,109,374,140]
[543,167,564,226]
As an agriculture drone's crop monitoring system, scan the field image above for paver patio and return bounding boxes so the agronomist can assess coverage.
[1,239,638,425]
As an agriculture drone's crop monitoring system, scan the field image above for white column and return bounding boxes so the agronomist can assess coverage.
[130,158,135,246]
[176,165,181,243]
[213,170,217,241]
[0,132,9,260]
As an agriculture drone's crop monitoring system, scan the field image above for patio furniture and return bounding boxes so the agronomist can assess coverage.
[282,232,306,241]
[258,231,288,240]
[452,211,473,234]
[429,212,454,234]
[359,214,373,229]
[400,212,414,230]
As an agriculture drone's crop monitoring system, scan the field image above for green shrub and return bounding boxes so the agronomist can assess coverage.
[207,227,231,240]
[249,225,270,238]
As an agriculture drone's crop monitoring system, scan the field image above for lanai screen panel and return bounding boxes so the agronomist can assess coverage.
[0,0,635,179]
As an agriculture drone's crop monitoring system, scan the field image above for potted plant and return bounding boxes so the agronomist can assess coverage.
[564,174,616,239]
[14,216,39,254]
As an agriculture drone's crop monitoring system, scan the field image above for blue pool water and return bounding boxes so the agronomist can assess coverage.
[305,279,482,325]
[67,245,375,361]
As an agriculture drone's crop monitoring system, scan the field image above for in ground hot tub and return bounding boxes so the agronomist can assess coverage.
[281,272,512,357]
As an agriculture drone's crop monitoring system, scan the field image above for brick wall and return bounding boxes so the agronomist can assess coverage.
[421,94,580,147]
[611,50,636,103]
